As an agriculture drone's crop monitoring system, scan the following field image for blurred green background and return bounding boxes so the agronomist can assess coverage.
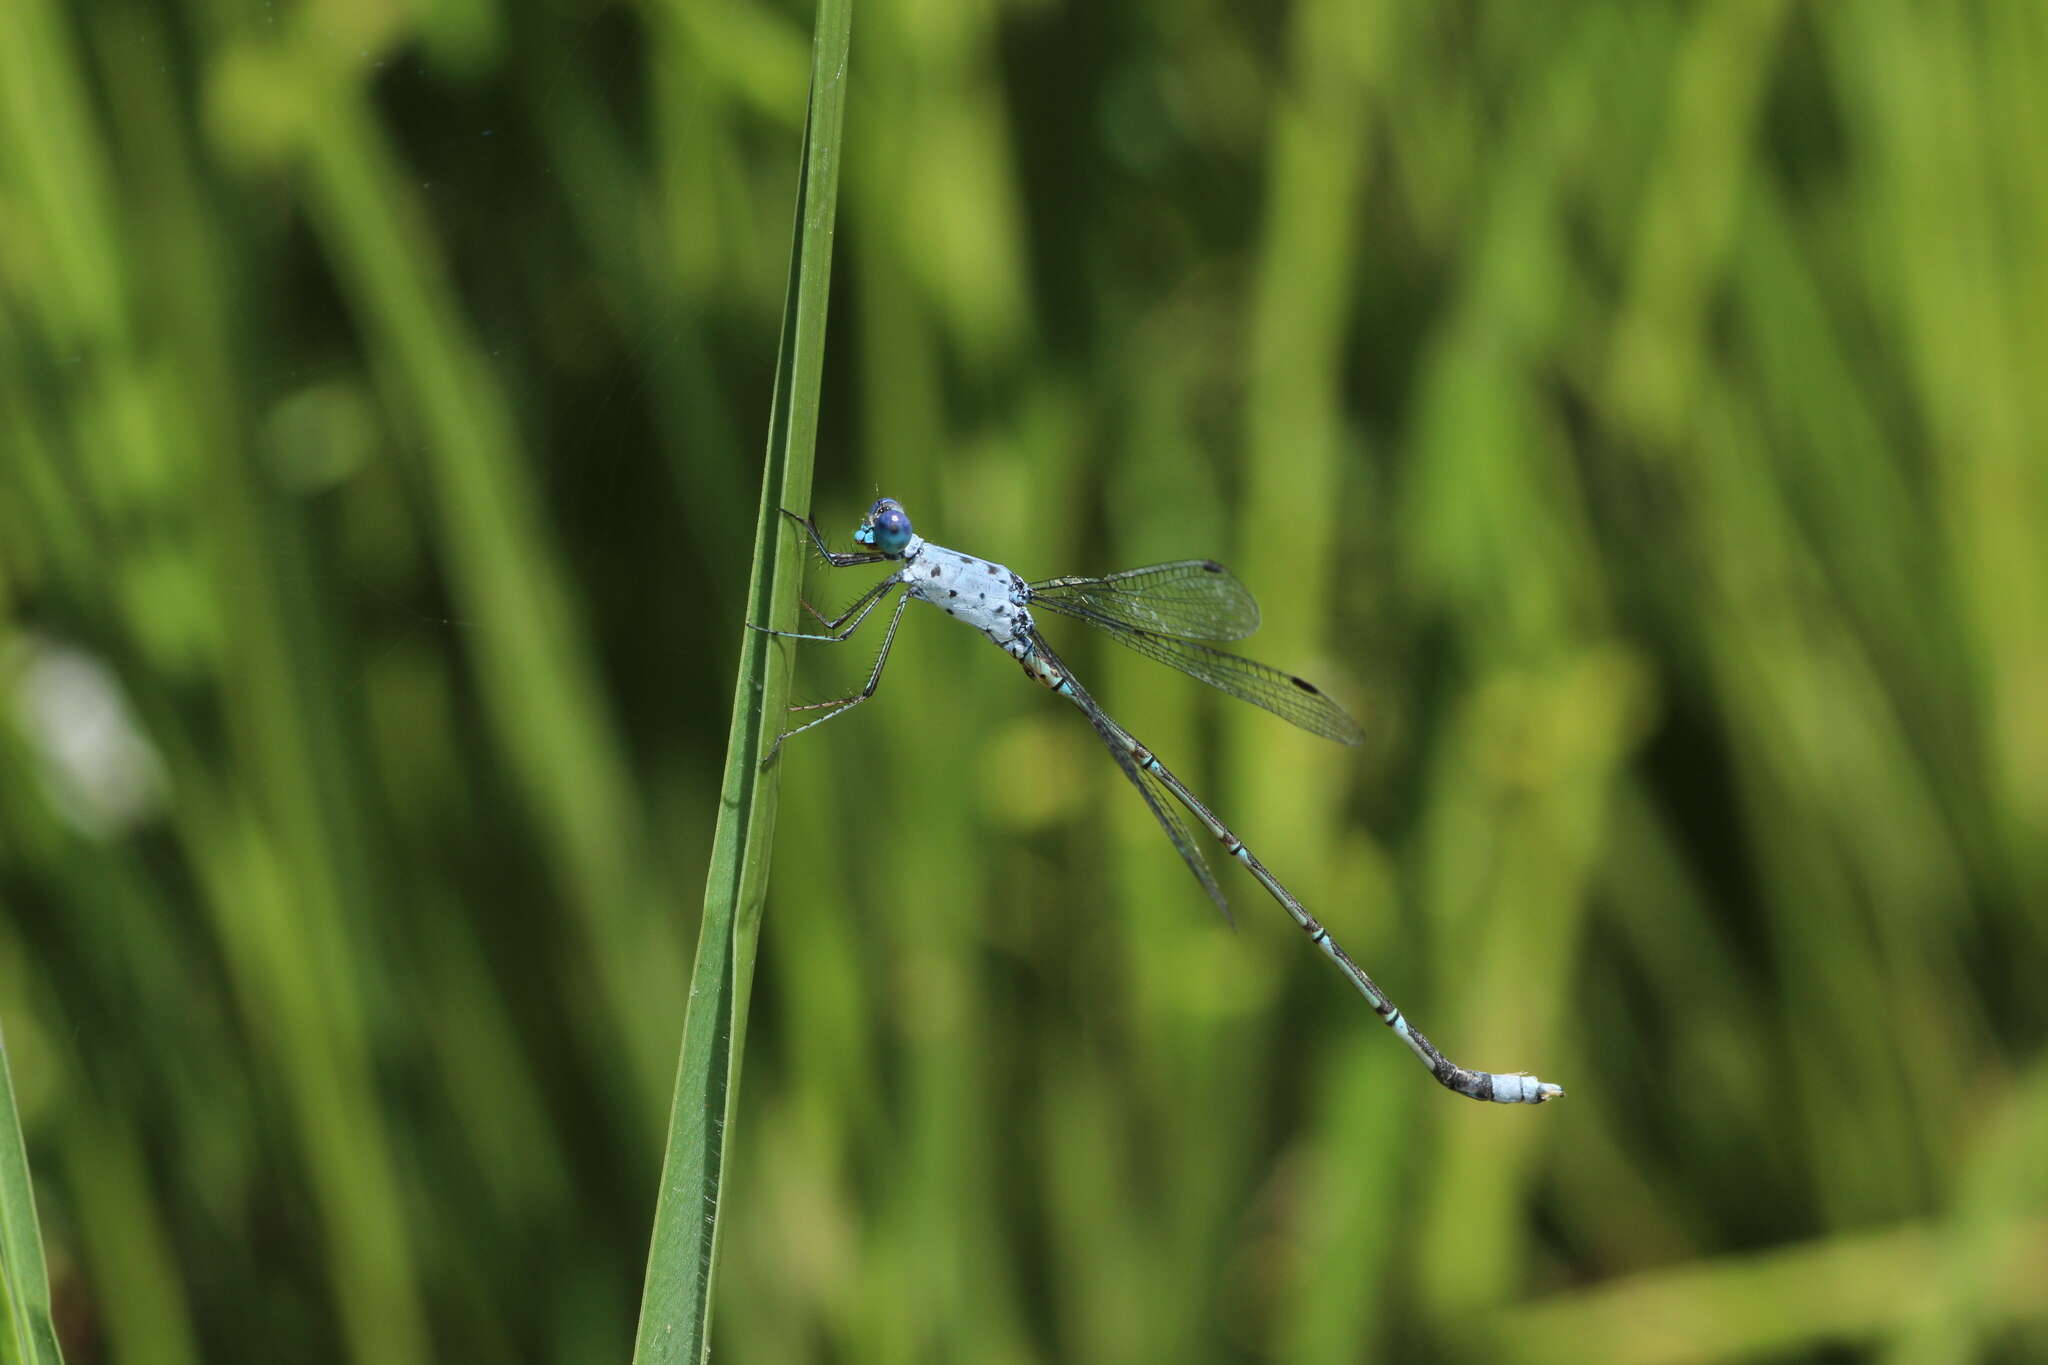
[5,0,2048,1361]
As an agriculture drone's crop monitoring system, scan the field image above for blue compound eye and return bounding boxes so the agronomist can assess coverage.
[857,498,914,555]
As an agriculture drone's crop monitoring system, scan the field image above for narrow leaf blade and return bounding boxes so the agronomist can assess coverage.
[630,2,853,1361]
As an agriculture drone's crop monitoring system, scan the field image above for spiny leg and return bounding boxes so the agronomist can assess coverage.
[748,578,899,643]
[780,507,891,568]
[798,593,860,632]
[764,591,911,764]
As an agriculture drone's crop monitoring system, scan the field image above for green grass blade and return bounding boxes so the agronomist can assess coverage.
[631,2,852,1360]
[0,1030,66,1365]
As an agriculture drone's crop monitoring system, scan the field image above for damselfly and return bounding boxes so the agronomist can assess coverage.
[753,497,1562,1105]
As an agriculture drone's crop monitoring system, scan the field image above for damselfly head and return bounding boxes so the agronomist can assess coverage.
[853,497,914,556]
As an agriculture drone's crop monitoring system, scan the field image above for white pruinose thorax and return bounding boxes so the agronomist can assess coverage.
[899,538,1036,658]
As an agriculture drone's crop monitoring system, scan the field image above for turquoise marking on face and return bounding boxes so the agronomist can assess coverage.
[855,497,914,555]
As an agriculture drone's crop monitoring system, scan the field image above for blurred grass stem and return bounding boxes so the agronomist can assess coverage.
[0,1031,65,1365]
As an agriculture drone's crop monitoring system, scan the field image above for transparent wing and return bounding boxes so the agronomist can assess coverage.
[1041,610,1364,746]
[1118,735,1233,925]
[1029,560,1260,642]
[1033,637,1232,924]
